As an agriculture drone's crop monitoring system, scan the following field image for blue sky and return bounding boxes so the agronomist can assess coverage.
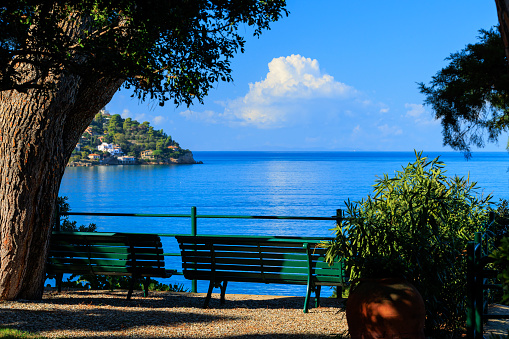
[105,1,505,152]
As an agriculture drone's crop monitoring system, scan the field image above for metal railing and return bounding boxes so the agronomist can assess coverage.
[466,230,509,339]
[55,206,343,293]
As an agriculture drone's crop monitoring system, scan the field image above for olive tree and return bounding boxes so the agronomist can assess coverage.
[0,0,287,300]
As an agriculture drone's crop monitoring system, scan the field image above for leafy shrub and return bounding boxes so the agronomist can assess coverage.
[490,219,509,305]
[61,275,188,293]
[325,151,497,335]
[55,196,96,232]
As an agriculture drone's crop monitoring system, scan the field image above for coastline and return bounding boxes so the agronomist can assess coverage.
[67,152,203,167]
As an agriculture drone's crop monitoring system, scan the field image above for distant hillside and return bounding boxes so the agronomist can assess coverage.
[69,110,196,164]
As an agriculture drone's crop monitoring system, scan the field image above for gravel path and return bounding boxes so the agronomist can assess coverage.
[0,290,349,338]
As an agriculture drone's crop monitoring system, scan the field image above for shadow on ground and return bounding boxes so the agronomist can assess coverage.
[0,290,347,339]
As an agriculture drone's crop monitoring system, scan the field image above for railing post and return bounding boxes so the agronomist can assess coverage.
[474,233,483,338]
[335,209,343,298]
[474,232,482,255]
[466,241,475,339]
[336,209,342,223]
[191,206,197,293]
[191,206,197,237]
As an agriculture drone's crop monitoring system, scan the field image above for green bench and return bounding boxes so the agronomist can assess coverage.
[47,231,175,299]
[175,235,346,312]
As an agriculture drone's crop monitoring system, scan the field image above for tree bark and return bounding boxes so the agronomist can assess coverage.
[0,67,122,299]
[0,8,126,300]
[496,0,509,62]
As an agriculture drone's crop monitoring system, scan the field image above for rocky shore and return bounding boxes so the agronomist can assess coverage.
[68,152,202,167]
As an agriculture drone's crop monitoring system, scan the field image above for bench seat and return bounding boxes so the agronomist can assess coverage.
[47,231,175,299]
[176,235,346,312]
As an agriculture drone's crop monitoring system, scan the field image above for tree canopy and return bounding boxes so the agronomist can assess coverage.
[419,28,509,154]
[0,0,287,300]
[0,0,287,106]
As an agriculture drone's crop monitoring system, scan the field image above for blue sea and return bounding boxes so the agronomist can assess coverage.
[56,151,509,296]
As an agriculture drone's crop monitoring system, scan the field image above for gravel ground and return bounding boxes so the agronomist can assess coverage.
[0,290,349,338]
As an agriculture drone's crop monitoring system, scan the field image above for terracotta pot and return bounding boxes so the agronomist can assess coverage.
[346,278,426,339]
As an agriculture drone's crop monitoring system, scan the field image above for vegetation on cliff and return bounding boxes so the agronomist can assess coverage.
[69,110,193,164]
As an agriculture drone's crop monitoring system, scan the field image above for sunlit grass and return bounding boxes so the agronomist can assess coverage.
[0,328,49,339]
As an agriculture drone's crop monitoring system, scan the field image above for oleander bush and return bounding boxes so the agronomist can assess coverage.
[325,151,502,335]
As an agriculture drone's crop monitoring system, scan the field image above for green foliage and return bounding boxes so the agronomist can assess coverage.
[74,110,183,161]
[0,328,48,339]
[0,1,288,106]
[325,151,494,334]
[61,275,188,293]
[490,221,509,305]
[55,196,96,232]
[419,28,509,155]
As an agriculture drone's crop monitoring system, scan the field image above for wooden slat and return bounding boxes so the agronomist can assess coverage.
[184,270,309,284]
[47,232,168,279]
[176,235,348,288]
[181,257,308,268]
[47,264,131,274]
[183,262,310,275]
[51,248,130,256]
[48,257,128,266]
[179,243,309,254]
[181,252,309,263]
[50,253,130,261]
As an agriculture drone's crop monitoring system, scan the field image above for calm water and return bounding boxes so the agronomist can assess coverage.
[56,151,509,296]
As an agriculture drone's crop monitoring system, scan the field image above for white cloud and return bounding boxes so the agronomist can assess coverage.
[153,116,166,125]
[113,108,166,127]
[180,109,219,124]
[405,103,439,126]
[378,124,403,136]
[250,54,355,100]
[405,103,425,118]
[115,108,146,122]
[181,54,362,128]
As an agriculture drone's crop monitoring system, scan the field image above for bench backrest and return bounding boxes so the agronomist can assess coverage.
[176,235,345,285]
[47,232,167,277]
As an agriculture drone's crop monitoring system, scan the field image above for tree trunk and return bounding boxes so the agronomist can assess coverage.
[0,68,123,299]
[496,0,509,62]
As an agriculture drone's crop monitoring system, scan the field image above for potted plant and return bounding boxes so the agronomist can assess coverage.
[325,151,495,338]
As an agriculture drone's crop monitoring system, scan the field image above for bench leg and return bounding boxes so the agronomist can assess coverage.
[304,283,312,313]
[143,277,150,297]
[204,280,228,308]
[335,286,342,298]
[220,281,228,305]
[315,285,321,308]
[127,276,136,300]
[204,281,214,308]
[56,273,63,293]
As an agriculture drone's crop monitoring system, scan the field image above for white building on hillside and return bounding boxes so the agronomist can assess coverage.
[97,143,123,155]
[118,156,136,164]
